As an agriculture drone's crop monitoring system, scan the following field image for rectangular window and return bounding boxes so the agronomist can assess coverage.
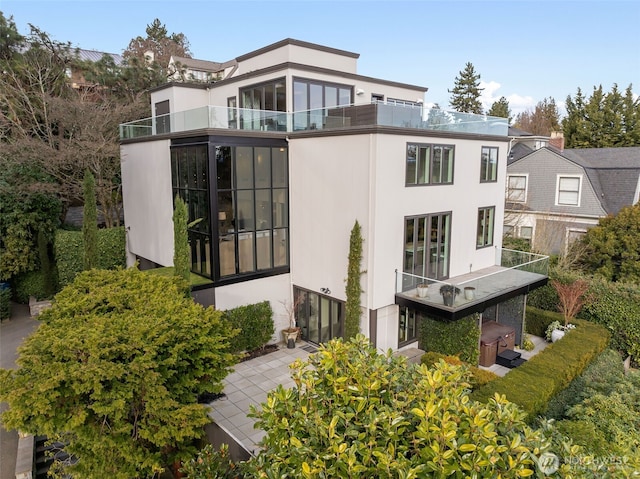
[406,143,454,186]
[294,287,344,344]
[398,307,418,345]
[519,226,533,240]
[403,212,451,287]
[557,176,581,206]
[227,97,237,129]
[155,100,170,134]
[293,77,353,130]
[477,207,495,248]
[507,175,527,202]
[480,146,498,182]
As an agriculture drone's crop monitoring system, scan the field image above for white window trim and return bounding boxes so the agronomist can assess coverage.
[507,173,528,203]
[555,174,582,207]
[565,228,588,254]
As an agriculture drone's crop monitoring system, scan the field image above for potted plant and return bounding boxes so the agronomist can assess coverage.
[463,286,476,301]
[439,284,460,306]
[280,297,302,349]
[545,320,576,342]
[416,283,429,298]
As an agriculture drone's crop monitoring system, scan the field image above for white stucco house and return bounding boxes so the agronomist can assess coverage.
[119,38,548,356]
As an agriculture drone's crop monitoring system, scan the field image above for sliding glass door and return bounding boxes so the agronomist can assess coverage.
[403,212,451,288]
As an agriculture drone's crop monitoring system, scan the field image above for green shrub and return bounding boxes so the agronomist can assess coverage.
[524,306,559,338]
[55,227,126,288]
[0,286,11,320]
[12,270,54,303]
[578,276,640,364]
[180,444,236,479]
[471,319,610,422]
[144,266,213,287]
[222,301,274,353]
[546,349,625,420]
[420,351,498,390]
[419,313,480,364]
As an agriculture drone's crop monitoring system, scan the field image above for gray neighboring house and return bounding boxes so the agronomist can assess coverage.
[505,144,640,254]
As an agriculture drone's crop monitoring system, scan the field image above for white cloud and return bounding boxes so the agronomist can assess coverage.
[479,80,536,117]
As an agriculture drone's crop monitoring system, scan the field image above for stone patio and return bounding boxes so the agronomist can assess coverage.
[479,334,548,377]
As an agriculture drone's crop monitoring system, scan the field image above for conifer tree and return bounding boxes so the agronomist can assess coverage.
[345,220,364,339]
[173,195,190,285]
[448,62,484,114]
[82,169,98,271]
[488,96,511,123]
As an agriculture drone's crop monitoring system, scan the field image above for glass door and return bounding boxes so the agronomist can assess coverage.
[294,287,344,344]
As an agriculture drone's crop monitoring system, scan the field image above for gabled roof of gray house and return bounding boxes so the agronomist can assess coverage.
[561,147,640,215]
[508,142,534,164]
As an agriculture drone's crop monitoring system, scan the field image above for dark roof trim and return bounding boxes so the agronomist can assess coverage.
[395,277,548,322]
[235,38,360,62]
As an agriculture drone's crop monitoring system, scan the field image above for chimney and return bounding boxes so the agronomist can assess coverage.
[549,131,564,152]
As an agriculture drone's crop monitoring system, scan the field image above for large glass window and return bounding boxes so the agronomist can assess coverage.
[171,144,211,278]
[480,146,498,182]
[398,306,418,345]
[556,175,581,206]
[406,143,454,186]
[507,175,527,202]
[477,207,495,248]
[293,78,352,130]
[403,213,451,288]
[294,287,344,344]
[216,145,289,278]
[239,78,286,131]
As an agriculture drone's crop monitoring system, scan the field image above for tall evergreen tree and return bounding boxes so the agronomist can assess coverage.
[82,169,98,271]
[448,62,484,114]
[0,12,24,60]
[345,220,364,339]
[173,195,190,286]
[488,96,512,123]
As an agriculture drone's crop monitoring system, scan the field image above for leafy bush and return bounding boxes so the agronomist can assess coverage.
[144,266,213,287]
[420,351,498,390]
[55,226,126,287]
[578,276,640,364]
[525,306,560,338]
[12,270,55,303]
[472,318,610,422]
[0,286,11,320]
[546,349,624,420]
[419,313,480,364]
[222,301,274,353]
[244,334,578,478]
[180,444,236,479]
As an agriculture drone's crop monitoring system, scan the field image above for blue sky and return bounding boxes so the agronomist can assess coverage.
[3,0,639,117]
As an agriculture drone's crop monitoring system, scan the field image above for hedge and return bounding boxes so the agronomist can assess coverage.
[0,286,11,320]
[420,351,499,390]
[524,306,560,338]
[471,318,610,422]
[12,270,54,303]
[419,313,480,364]
[55,227,126,287]
[144,266,213,287]
[222,301,274,354]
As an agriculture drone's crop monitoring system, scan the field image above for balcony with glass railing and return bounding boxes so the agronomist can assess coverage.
[395,248,549,320]
[119,103,509,140]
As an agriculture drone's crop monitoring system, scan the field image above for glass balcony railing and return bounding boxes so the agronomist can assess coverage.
[395,248,549,311]
[119,103,509,139]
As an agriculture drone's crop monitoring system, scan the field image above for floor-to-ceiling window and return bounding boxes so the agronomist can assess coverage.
[171,138,289,282]
[294,286,344,344]
[171,143,212,278]
[403,212,451,288]
[292,77,352,130]
[240,78,286,131]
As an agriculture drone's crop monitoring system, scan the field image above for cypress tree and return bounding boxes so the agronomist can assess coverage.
[37,229,55,298]
[448,62,484,114]
[345,220,364,339]
[173,195,190,286]
[82,169,98,271]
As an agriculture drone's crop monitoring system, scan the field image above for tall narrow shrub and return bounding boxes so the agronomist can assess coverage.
[345,220,363,339]
[173,195,190,284]
[37,229,55,298]
[82,169,98,270]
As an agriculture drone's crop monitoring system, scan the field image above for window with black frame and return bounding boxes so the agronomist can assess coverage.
[405,143,454,186]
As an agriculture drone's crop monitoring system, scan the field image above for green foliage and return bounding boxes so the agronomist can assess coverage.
[546,349,624,420]
[12,269,52,303]
[37,229,55,298]
[144,266,213,287]
[82,169,99,270]
[472,319,610,421]
[448,61,483,114]
[513,97,561,136]
[487,96,511,123]
[563,84,640,148]
[54,227,126,288]
[0,190,61,281]
[173,195,191,285]
[502,235,531,253]
[244,334,572,478]
[419,313,480,364]
[0,286,11,320]
[0,268,238,479]
[222,301,274,353]
[578,202,640,283]
[525,306,562,338]
[578,276,640,364]
[180,444,237,479]
[420,351,499,390]
[344,220,363,339]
